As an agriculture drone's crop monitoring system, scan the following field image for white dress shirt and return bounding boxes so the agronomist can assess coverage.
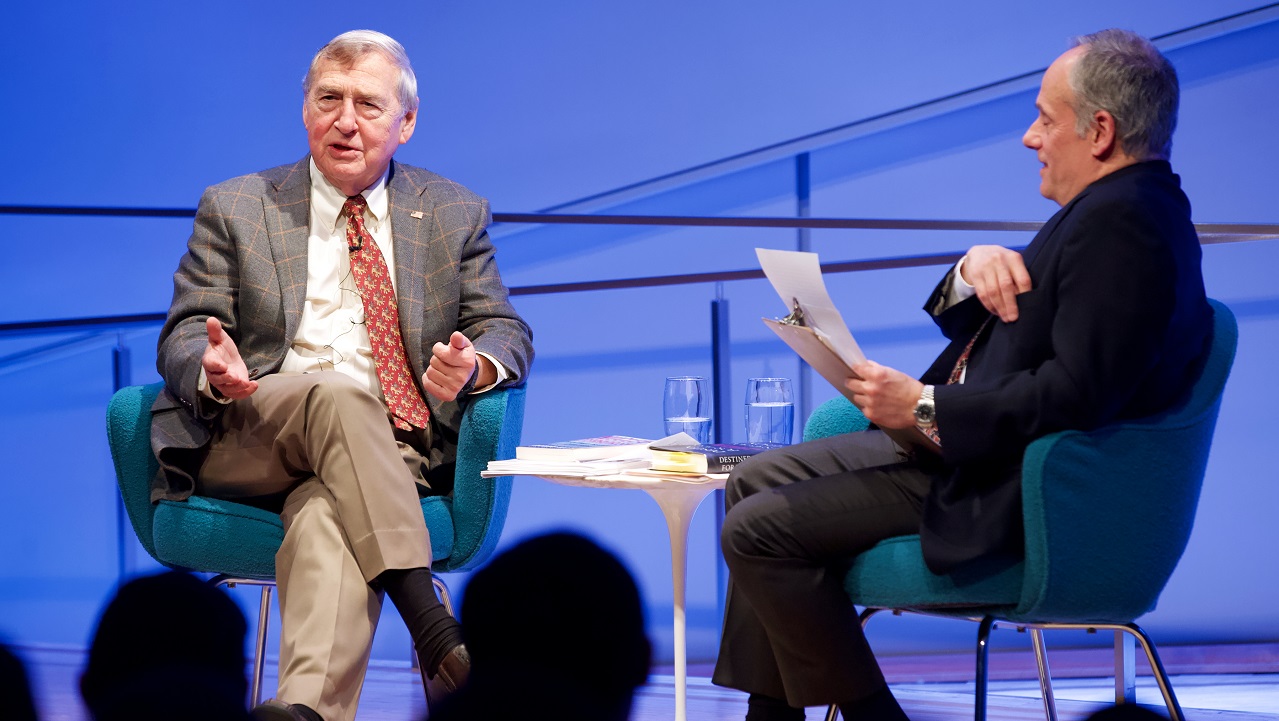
[279,160,393,390]
[945,256,978,307]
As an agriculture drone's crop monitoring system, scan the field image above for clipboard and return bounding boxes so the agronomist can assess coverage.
[762,281,941,457]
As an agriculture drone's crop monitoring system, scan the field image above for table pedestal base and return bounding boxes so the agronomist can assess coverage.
[641,484,720,721]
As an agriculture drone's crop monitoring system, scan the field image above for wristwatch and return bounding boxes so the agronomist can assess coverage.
[913,385,936,427]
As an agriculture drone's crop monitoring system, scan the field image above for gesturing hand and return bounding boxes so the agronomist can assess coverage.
[202,317,258,399]
[960,245,1032,322]
[846,360,924,429]
[423,331,478,402]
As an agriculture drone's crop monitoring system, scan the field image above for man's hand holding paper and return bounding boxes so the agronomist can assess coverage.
[757,248,940,453]
[846,360,924,429]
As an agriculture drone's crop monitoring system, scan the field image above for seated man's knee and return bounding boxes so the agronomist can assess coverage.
[726,444,811,505]
[720,494,776,570]
[720,509,749,568]
[303,372,381,416]
[305,371,365,395]
[724,467,751,509]
[725,454,775,508]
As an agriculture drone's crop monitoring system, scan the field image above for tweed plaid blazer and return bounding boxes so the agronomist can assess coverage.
[149,157,534,502]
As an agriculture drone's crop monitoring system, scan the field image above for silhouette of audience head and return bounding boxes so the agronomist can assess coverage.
[433,531,652,721]
[0,642,39,721]
[80,570,250,721]
[1083,705,1170,721]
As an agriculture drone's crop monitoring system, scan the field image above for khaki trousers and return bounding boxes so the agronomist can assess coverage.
[198,372,434,721]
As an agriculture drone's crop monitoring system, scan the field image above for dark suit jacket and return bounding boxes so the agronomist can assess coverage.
[916,160,1211,573]
[150,158,534,502]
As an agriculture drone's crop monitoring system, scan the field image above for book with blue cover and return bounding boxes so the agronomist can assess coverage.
[514,435,653,461]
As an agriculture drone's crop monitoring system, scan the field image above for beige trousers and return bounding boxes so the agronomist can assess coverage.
[199,372,434,721]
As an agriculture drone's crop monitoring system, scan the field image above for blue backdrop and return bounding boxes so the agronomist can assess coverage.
[1,0,1276,667]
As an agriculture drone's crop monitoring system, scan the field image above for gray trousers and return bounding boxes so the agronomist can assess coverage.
[198,372,434,721]
[711,430,938,708]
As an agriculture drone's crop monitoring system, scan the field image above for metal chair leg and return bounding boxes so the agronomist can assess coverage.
[975,616,995,721]
[432,574,455,617]
[250,586,272,706]
[1123,623,1185,721]
[211,576,275,707]
[1029,628,1059,721]
[859,606,887,628]
[1115,630,1136,704]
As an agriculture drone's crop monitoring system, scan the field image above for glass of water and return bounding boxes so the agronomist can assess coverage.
[745,377,794,445]
[664,376,711,443]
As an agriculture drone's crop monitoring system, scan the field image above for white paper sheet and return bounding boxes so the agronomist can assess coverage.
[756,248,866,367]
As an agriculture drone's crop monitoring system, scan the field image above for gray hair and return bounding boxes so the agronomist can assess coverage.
[303,30,419,115]
[1068,29,1179,160]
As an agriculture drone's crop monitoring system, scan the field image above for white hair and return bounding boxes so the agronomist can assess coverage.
[303,30,419,114]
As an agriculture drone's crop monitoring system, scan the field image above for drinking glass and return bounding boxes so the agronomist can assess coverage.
[745,377,794,445]
[663,376,711,443]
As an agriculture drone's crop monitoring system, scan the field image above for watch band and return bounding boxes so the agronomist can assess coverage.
[914,384,936,427]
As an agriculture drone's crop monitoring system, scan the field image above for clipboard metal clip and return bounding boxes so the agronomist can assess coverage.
[778,297,808,327]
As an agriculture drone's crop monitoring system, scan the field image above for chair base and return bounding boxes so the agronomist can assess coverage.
[823,609,1185,721]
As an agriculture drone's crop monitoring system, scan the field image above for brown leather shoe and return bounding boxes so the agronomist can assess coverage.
[423,643,471,711]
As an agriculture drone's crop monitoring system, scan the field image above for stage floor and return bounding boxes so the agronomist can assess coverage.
[22,646,1279,720]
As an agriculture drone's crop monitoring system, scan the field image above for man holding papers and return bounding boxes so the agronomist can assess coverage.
[713,30,1213,721]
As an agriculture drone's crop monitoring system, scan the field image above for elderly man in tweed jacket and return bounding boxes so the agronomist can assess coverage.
[151,30,533,721]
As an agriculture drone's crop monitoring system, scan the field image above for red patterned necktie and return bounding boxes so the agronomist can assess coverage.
[948,315,994,385]
[343,195,430,431]
[923,315,994,446]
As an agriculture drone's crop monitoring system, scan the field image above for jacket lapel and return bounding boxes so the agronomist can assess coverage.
[387,161,438,371]
[263,158,312,347]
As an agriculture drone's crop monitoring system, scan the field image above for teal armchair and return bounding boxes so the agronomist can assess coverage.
[806,299,1236,721]
[106,381,525,704]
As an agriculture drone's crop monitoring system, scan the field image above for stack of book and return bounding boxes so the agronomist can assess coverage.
[482,435,654,478]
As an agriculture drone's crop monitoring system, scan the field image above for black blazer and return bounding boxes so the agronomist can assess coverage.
[917,160,1212,573]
